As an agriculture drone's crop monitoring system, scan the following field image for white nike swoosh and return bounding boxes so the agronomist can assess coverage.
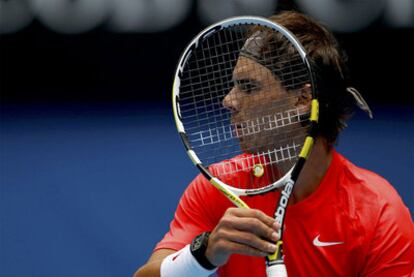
[313,235,344,247]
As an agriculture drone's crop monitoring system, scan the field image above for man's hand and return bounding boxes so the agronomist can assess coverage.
[205,207,280,267]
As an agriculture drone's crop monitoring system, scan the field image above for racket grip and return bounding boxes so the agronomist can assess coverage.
[266,264,288,277]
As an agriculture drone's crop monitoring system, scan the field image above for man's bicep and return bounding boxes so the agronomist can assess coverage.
[134,249,176,277]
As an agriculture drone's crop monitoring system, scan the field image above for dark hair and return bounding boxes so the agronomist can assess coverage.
[269,11,355,145]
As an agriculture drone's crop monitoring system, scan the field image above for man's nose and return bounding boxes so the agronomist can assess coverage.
[222,87,240,112]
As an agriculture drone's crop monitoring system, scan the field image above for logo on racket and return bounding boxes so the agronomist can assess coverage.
[274,179,294,237]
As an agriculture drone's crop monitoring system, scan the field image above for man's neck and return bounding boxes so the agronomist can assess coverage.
[291,138,333,204]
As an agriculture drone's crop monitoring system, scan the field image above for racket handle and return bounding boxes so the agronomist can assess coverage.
[266,264,288,277]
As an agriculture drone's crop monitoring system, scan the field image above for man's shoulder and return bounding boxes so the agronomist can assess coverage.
[337,152,398,202]
[333,152,412,249]
[335,154,414,276]
[335,152,409,223]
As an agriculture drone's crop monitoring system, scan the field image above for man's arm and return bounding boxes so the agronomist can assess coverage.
[134,208,280,277]
[134,249,176,277]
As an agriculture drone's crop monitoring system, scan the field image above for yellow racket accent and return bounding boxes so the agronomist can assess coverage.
[299,137,314,159]
[210,178,250,209]
[267,241,283,261]
[310,99,319,122]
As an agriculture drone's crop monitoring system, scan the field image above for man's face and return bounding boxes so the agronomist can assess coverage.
[223,56,308,155]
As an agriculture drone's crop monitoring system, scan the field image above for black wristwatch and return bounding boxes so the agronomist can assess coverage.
[190,232,217,270]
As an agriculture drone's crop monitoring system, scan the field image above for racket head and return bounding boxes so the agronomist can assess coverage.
[173,16,318,197]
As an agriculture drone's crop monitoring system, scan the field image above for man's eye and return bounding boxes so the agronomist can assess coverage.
[236,80,260,94]
[240,83,257,93]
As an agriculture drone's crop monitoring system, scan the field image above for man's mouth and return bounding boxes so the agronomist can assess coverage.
[233,123,242,138]
[231,118,244,138]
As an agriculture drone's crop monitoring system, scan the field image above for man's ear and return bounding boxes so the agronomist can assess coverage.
[296,83,312,107]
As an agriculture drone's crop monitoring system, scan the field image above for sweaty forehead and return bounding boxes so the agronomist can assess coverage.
[233,56,275,81]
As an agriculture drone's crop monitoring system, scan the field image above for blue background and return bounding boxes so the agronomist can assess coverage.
[1,103,413,276]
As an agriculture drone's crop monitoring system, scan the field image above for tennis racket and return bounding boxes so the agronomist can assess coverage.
[172,16,319,277]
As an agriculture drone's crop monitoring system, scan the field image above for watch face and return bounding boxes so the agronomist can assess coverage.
[191,234,204,251]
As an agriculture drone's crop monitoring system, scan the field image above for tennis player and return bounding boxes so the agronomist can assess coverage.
[135,11,414,277]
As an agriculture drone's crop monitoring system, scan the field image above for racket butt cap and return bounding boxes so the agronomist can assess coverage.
[266,264,288,277]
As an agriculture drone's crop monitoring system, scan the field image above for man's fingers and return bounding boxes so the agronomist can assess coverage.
[228,217,279,242]
[226,208,277,229]
[223,208,280,240]
[221,240,271,257]
[227,229,277,253]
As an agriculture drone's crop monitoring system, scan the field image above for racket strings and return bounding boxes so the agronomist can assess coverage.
[182,55,306,82]
[187,107,309,147]
[179,64,308,95]
[200,132,306,165]
[212,142,302,176]
[179,69,309,123]
[179,90,309,127]
[178,23,311,189]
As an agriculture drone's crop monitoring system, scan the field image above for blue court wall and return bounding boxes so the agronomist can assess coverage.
[1,103,413,276]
